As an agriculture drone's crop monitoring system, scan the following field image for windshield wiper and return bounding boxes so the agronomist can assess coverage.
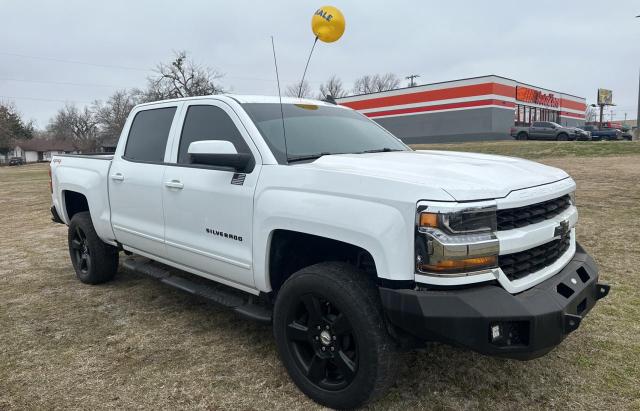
[287,152,334,163]
[287,148,403,163]
[357,147,405,154]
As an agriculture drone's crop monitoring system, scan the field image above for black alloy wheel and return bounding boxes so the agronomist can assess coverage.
[71,226,92,275]
[67,211,118,284]
[273,262,398,409]
[285,293,358,390]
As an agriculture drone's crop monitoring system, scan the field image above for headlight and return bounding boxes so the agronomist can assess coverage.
[415,208,499,275]
[419,209,497,233]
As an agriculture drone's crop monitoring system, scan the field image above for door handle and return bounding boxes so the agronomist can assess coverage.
[165,180,184,189]
[110,173,124,181]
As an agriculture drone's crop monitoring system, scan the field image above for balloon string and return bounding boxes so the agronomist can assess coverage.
[298,36,318,98]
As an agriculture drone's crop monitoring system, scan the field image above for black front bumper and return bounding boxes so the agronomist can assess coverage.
[380,243,609,360]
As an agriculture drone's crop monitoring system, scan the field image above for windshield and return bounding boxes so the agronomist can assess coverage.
[241,103,409,163]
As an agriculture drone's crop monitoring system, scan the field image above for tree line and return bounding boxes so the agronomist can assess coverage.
[1,50,404,153]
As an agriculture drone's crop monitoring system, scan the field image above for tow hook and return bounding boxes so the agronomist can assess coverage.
[595,283,610,300]
[564,314,582,333]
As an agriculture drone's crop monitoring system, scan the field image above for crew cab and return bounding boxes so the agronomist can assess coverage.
[510,121,574,140]
[50,95,609,409]
[583,125,623,141]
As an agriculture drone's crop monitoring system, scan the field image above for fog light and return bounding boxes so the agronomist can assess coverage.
[489,321,530,347]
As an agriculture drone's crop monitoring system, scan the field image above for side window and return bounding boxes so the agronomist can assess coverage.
[124,107,177,162]
[178,105,250,164]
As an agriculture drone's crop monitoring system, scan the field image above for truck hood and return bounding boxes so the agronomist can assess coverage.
[300,150,569,201]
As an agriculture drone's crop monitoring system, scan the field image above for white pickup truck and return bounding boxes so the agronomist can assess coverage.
[50,95,609,409]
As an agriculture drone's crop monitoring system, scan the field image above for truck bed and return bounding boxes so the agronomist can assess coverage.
[50,153,115,244]
[53,153,114,160]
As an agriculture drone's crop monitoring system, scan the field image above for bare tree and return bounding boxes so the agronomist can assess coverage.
[47,104,97,151]
[352,74,375,94]
[93,90,139,142]
[318,75,348,99]
[140,50,224,102]
[352,73,401,94]
[285,80,312,98]
[585,105,598,123]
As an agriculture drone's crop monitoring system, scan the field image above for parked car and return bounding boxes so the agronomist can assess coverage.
[570,127,591,141]
[8,157,24,166]
[510,121,575,140]
[50,95,610,409]
[620,125,633,141]
[582,125,623,141]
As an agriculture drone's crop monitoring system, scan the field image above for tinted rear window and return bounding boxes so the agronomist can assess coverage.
[124,107,177,162]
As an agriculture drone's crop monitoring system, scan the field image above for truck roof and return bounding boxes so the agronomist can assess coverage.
[133,94,348,110]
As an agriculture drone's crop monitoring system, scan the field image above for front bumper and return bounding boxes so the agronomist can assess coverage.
[380,243,609,360]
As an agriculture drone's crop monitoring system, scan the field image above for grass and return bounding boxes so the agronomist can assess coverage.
[410,140,640,159]
[1,145,639,410]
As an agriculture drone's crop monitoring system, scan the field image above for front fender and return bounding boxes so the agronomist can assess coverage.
[253,188,415,291]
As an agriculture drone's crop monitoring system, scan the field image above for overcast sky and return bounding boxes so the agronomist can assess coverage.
[1,0,639,128]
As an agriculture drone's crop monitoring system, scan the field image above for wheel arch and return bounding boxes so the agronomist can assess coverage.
[266,229,379,294]
[62,190,90,221]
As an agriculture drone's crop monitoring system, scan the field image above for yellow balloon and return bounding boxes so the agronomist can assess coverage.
[311,6,345,43]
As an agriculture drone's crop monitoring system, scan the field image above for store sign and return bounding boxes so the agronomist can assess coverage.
[516,86,560,108]
[597,88,613,105]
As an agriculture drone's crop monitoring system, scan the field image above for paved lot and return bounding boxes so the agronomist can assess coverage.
[1,143,638,410]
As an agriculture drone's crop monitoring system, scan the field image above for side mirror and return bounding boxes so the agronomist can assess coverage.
[188,140,252,172]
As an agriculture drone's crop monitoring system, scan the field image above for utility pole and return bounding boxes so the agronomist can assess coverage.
[405,74,420,87]
[637,68,640,139]
[636,16,640,139]
[599,104,604,126]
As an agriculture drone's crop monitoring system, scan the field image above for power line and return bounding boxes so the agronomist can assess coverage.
[0,51,325,84]
[0,77,135,89]
[0,95,93,104]
[0,51,149,72]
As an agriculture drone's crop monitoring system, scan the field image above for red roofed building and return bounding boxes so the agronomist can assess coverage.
[337,75,586,143]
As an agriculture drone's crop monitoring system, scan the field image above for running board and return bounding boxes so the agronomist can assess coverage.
[122,256,272,323]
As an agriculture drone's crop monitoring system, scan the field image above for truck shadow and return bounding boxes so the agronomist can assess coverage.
[108,266,569,409]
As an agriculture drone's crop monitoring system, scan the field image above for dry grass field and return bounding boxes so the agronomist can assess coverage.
[1,141,639,410]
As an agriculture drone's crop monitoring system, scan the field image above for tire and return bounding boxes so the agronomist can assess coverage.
[273,262,398,409]
[516,132,528,141]
[68,211,119,284]
[557,133,569,141]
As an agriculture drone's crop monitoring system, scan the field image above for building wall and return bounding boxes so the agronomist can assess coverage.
[338,75,586,143]
[375,107,514,144]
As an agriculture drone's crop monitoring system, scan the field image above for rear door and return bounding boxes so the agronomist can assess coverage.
[108,104,181,257]
[530,122,546,139]
[162,100,261,288]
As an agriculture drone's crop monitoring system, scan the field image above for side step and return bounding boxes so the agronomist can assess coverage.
[122,256,272,323]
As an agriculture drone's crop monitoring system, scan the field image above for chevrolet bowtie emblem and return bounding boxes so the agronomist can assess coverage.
[554,220,570,239]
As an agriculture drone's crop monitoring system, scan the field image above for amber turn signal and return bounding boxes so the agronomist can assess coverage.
[418,255,497,273]
[419,212,438,228]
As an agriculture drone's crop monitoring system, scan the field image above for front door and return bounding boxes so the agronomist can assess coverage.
[162,101,260,288]
[109,105,179,257]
